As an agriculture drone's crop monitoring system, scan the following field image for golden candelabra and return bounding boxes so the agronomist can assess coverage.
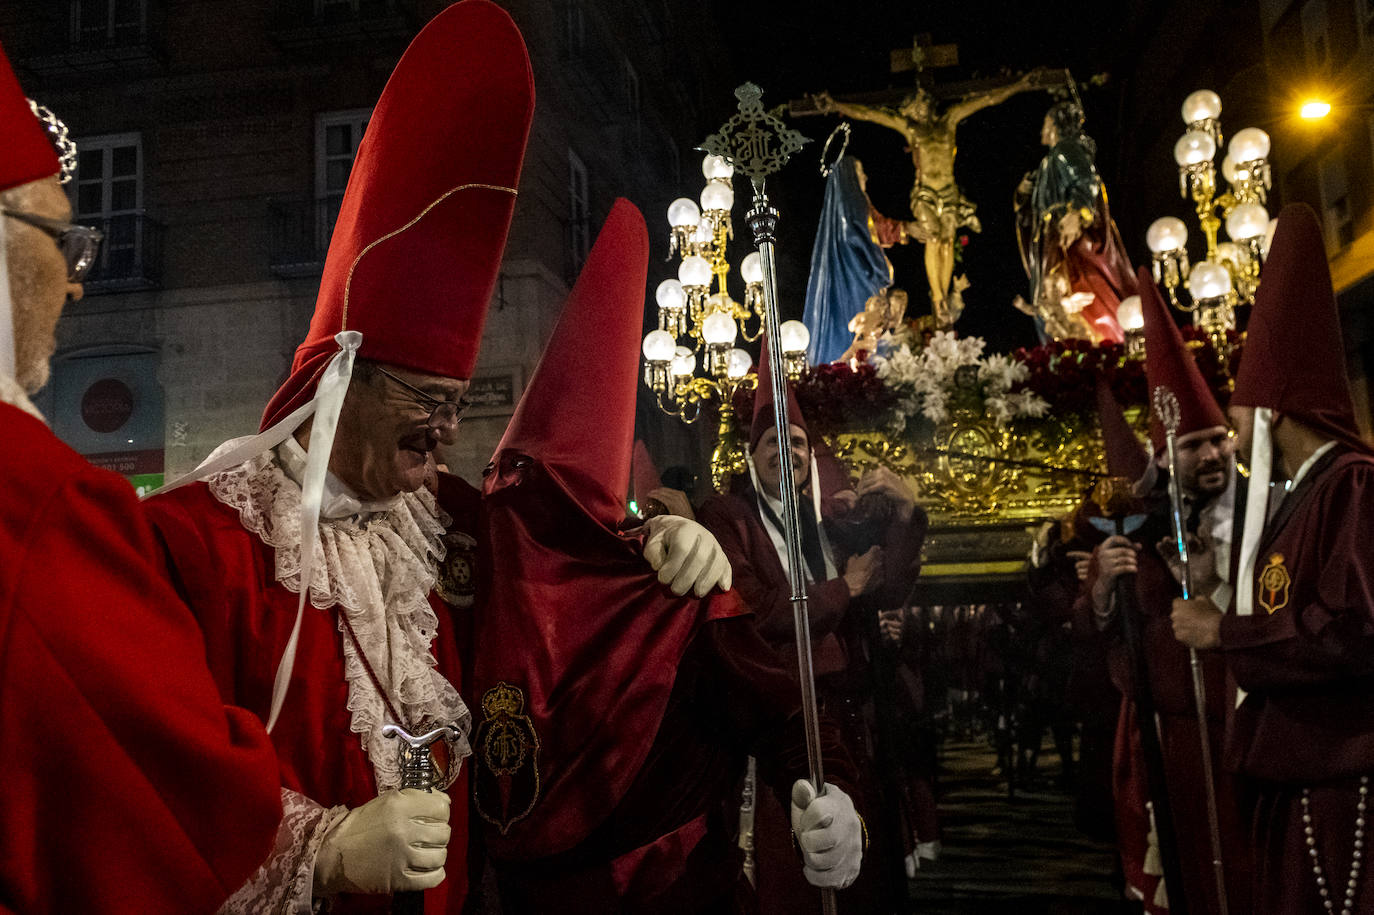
[1146,90,1272,369]
[643,154,812,491]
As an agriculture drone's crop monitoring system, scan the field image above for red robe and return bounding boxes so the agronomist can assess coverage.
[465,456,860,914]
[145,477,471,914]
[1219,448,1374,912]
[1078,506,1251,914]
[0,404,282,914]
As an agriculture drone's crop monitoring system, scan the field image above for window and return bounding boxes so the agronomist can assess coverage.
[71,133,142,278]
[569,149,590,272]
[315,109,370,241]
[1319,152,1354,250]
[1302,0,1330,69]
[71,0,145,48]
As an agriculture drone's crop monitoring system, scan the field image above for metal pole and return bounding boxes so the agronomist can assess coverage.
[1156,386,1230,915]
[703,83,833,912]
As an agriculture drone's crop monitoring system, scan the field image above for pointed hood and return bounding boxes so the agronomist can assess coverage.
[261,0,534,428]
[1139,266,1227,449]
[492,199,649,523]
[470,200,747,858]
[1095,376,1149,481]
[750,333,808,450]
[1232,204,1371,453]
[0,41,59,192]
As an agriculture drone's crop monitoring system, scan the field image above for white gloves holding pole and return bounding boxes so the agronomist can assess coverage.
[313,789,451,896]
[791,780,864,889]
[643,515,733,597]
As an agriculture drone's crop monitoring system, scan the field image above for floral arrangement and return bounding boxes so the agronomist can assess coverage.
[869,331,1049,433]
[1010,338,1144,413]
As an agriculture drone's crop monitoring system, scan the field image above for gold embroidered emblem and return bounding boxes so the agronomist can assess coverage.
[434,531,476,609]
[1258,553,1292,615]
[472,682,541,834]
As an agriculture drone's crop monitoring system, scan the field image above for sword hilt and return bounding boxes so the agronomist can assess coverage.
[383,724,457,792]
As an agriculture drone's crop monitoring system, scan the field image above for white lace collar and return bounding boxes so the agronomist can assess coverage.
[206,441,471,791]
[0,372,44,422]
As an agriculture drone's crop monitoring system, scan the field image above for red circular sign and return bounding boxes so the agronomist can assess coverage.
[81,378,135,434]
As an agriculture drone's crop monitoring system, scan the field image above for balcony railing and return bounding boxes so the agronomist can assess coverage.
[81,213,163,293]
[269,197,340,277]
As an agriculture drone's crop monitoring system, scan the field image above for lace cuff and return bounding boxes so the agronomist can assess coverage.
[218,788,349,915]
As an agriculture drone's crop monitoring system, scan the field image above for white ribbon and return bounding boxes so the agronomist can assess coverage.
[1232,407,1273,708]
[1234,407,1273,620]
[143,330,363,732]
[0,216,16,381]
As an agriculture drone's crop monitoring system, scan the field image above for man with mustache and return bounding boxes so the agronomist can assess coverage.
[141,5,727,912]
[0,43,283,913]
[1081,270,1249,913]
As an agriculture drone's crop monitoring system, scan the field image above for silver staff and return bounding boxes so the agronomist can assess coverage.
[1154,385,1229,915]
[702,83,836,915]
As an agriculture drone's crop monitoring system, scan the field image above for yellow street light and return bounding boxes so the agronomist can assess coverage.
[1300,99,1332,119]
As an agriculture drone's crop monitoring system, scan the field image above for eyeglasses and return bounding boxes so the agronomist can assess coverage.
[3,209,103,283]
[373,365,468,444]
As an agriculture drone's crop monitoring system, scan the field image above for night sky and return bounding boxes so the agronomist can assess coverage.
[691,0,1150,353]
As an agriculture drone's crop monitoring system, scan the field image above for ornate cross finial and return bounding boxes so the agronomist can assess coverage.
[699,82,810,187]
[1152,385,1181,436]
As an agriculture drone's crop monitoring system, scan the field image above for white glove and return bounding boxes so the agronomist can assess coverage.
[642,515,732,598]
[790,779,863,889]
[313,789,451,896]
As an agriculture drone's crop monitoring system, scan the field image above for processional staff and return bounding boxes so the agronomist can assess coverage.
[701,83,840,915]
[1154,385,1230,915]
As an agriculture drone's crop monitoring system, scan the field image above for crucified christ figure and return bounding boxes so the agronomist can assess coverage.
[813,69,1046,327]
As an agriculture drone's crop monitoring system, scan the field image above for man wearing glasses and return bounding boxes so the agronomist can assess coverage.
[140,4,729,912]
[0,43,284,913]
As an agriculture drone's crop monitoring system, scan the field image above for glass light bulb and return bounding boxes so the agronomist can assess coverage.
[700,179,734,213]
[1146,217,1188,254]
[705,291,732,314]
[701,154,734,181]
[1180,90,1222,124]
[671,346,697,377]
[741,251,763,285]
[667,197,700,229]
[1116,295,1143,331]
[779,320,811,354]
[1228,127,1270,163]
[701,311,737,346]
[1173,130,1217,167]
[655,278,685,311]
[1226,202,1270,241]
[1215,241,1243,266]
[726,348,752,379]
[1221,155,1239,184]
[1187,260,1232,299]
[678,255,712,288]
[642,329,677,363]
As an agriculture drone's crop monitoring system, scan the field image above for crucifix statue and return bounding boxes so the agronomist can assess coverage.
[801,44,1056,327]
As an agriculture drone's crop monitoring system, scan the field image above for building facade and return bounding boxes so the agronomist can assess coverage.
[4,0,728,486]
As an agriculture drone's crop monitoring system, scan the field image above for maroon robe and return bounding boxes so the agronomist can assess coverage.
[144,480,472,914]
[0,405,282,914]
[1219,448,1374,912]
[697,480,928,915]
[1079,506,1251,914]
